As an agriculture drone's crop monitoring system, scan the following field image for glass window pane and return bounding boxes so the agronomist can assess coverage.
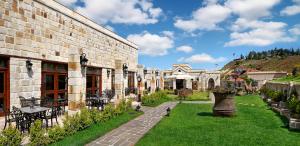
[0,98,4,112]
[46,75,54,90]
[86,76,93,88]
[58,75,67,90]
[0,59,6,68]
[42,63,55,71]
[57,64,67,72]
[0,73,4,93]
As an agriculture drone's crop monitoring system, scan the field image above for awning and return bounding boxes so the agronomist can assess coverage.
[165,73,194,80]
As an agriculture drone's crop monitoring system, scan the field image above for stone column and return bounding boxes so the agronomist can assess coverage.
[173,79,176,90]
[68,54,84,111]
[114,60,124,101]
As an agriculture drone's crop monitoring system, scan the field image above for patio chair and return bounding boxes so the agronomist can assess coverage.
[3,108,15,130]
[12,106,29,133]
[19,96,31,107]
[40,105,59,127]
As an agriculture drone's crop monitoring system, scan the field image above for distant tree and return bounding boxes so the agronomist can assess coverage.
[240,54,245,59]
[292,67,298,76]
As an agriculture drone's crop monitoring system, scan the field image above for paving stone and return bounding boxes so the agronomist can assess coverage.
[86,101,178,146]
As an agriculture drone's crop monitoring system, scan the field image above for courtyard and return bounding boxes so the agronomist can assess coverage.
[137,95,300,146]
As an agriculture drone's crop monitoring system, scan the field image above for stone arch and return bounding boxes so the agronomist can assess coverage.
[208,78,215,90]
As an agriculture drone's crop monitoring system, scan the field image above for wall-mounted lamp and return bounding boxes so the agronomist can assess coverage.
[143,69,147,77]
[80,53,88,67]
[191,79,194,82]
[196,77,199,81]
[137,75,142,82]
[26,59,33,70]
[107,69,111,78]
[123,63,128,76]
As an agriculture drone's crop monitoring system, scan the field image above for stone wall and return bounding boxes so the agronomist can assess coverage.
[10,57,41,108]
[0,0,138,110]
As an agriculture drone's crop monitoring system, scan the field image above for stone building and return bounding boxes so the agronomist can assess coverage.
[137,65,163,94]
[0,0,138,114]
[163,64,220,91]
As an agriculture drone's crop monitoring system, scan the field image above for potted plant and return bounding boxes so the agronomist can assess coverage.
[212,86,236,117]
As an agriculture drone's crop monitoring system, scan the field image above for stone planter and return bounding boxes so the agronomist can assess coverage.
[289,117,300,130]
[213,91,236,117]
[278,101,287,109]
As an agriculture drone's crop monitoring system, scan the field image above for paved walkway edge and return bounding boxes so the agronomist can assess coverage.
[86,101,178,146]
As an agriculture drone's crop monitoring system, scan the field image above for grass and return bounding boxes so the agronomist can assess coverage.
[51,110,142,146]
[185,91,210,101]
[272,75,300,83]
[137,95,300,146]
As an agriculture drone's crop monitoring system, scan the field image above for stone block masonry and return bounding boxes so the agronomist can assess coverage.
[0,0,138,110]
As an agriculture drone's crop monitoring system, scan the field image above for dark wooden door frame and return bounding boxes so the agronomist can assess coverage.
[0,58,9,116]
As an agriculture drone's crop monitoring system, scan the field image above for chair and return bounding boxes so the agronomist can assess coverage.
[3,108,15,130]
[12,106,28,133]
[40,104,59,127]
[19,96,32,107]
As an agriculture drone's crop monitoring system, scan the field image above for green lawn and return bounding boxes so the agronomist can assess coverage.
[272,76,300,83]
[51,110,142,146]
[185,91,210,101]
[137,95,300,146]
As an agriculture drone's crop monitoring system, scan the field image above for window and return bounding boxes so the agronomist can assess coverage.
[111,69,115,90]
[41,62,68,104]
[86,67,102,97]
[128,72,135,93]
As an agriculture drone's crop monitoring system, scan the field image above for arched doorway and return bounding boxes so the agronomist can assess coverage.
[208,78,215,90]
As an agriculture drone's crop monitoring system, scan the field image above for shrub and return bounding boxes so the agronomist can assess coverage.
[79,108,93,130]
[29,120,50,146]
[142,91,170,106]
[48,125,65,143]
[63,113,81,136]
[0,126,22,146]
[287,95,300,114]
[103,103,116,120]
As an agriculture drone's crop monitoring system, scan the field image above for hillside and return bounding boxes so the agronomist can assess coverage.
[222,55,300,73]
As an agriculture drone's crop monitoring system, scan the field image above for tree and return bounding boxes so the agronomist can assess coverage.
[292,67,298,76]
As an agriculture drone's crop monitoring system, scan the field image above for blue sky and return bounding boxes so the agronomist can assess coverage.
[59,0,300,70]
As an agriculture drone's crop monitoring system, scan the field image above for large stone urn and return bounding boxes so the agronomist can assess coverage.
[213,90,236,117]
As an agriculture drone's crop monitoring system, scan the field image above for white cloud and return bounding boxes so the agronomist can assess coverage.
[174,4,231,32]
[127,31,174,56]
[75,0,163,25]
[225,0,280,20]
[178,53,226,64]
[281,0,300,16]
[161,31,175,39]
[57,0,77,7]
[289,24,300,36]
[225,19,296,47]
[176,45,193,53]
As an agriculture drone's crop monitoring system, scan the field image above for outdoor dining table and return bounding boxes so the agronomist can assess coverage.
[19,106,50,129]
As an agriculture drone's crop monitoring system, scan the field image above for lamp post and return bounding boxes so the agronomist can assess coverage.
[137,75,142,102]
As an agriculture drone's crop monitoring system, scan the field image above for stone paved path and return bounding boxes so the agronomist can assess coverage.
[87,101,178,146]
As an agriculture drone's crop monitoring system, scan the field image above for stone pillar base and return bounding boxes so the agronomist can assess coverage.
[68,101,85,111]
